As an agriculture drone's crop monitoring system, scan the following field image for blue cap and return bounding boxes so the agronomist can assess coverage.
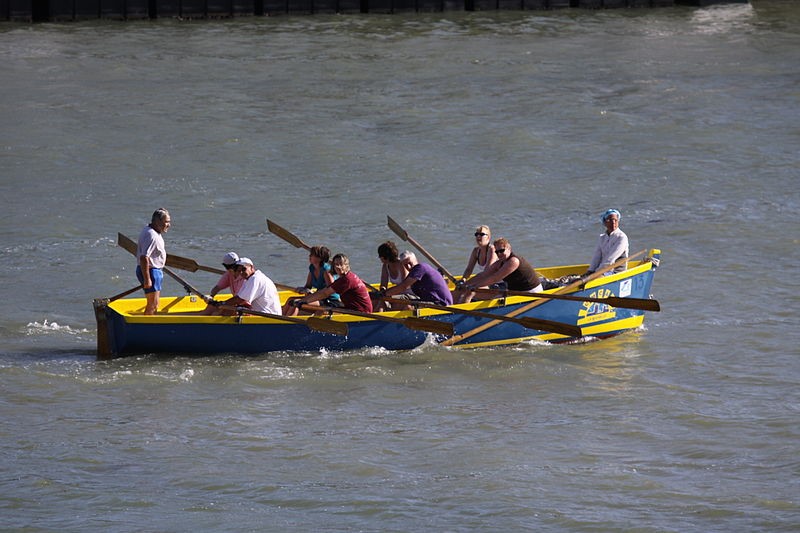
[601,209,621,222]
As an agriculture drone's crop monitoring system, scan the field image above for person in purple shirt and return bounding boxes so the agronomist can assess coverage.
[383,251,453,306]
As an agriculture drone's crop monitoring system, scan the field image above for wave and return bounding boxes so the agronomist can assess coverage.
[25,320,91,337]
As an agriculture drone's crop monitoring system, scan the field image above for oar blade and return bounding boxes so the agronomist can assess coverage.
[118,232,223,275]
[195,263,225,275]
[307,317,349,336]
[165,254,200,273]
[403,317,454,336]
[386,215,409,242]
[117,232,137,254]
[516,317,582,337]
[605,297,660,312]
[267,219,311,250]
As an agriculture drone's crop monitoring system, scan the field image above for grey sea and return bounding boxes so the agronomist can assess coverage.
[1,1,798,531]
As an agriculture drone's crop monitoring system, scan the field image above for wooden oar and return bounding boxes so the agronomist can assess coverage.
[117,233,225,275]
[381,297,581,337]
[264,222,387,298]
[266,219,312,251]
[217,305,349,336]
[116,240,344,334]
[159,266,347,335]
[440,250,648,346]
[472,288,660,312]
[298,303,454,337]
[108,285,143,302]
[387,215,459,284]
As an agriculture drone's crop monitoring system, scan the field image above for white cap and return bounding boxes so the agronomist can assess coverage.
[222,252,239,266]
[235,257,253,267]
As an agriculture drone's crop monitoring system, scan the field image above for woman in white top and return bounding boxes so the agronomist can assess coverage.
[376,241,412,311]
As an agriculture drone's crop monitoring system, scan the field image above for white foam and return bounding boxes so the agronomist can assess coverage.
[25,320,90,336]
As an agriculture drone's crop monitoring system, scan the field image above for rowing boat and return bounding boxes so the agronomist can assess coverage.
[93,249,661,359]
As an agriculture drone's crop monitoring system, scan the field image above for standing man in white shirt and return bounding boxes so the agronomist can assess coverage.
[136,208,170,315]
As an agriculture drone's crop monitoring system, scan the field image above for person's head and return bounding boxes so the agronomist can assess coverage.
[234,257,255,278]
[474,225,491,244]
[601,209,621,233]
[331,254,350,275]
[377,241,400,263]
[150,208,171,233]
[222,252,239,270]
[398,250,418,269]
[309,245,331,265]
[493,238,511,259]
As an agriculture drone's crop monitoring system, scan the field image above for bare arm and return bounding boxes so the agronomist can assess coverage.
[383,275,417,297]
[379,263,389,291]
[297,271,314,293]
[301,286,335,304]
[139,255,152,288]
[462,247,478,279]
[468,258,519,288]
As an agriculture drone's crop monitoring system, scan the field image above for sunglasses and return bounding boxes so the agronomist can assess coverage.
[474,232,487,237]
[495,248,506,255]
[223,263,236,269]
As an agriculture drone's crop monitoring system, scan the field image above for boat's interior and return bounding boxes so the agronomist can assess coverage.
[104,252,658,320]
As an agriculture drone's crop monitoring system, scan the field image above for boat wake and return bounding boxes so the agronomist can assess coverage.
[25,320,90,337]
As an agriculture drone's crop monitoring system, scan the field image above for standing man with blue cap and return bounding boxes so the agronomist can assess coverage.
[584,208,629,276]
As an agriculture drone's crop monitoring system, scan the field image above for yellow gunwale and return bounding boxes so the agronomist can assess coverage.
[107,252,659,326]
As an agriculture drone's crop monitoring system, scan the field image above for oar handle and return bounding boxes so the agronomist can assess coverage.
[387,215,458,284]
[163,266,208,300]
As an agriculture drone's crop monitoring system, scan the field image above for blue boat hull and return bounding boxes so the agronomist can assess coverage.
[94,251,660,358]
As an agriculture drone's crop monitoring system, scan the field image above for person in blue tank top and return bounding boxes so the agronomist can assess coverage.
[283,245,341,316]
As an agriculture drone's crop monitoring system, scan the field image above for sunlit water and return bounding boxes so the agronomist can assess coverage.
[1,2,799,530]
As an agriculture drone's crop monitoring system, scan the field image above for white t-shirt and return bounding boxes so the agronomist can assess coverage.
[588,228,629,274]
[137,225,166,269]
[237,270,281,315]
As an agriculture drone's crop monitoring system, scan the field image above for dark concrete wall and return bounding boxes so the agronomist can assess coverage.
[2,0,749,22]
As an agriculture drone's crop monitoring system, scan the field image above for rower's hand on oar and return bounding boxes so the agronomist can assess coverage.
[292,299,307,308]
[202,294,221,307]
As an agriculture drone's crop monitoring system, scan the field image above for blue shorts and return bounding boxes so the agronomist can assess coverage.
[136,266,164,293]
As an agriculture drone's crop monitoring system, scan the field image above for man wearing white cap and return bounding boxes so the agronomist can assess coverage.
[222,257,281,315]
[584,208,629,276]
[198,252,247,315]
[208,252,244,299]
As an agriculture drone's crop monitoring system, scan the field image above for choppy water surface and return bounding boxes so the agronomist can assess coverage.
[1,2,799,531]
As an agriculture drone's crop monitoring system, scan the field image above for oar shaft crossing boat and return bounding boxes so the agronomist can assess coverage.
[93,249,661,359]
